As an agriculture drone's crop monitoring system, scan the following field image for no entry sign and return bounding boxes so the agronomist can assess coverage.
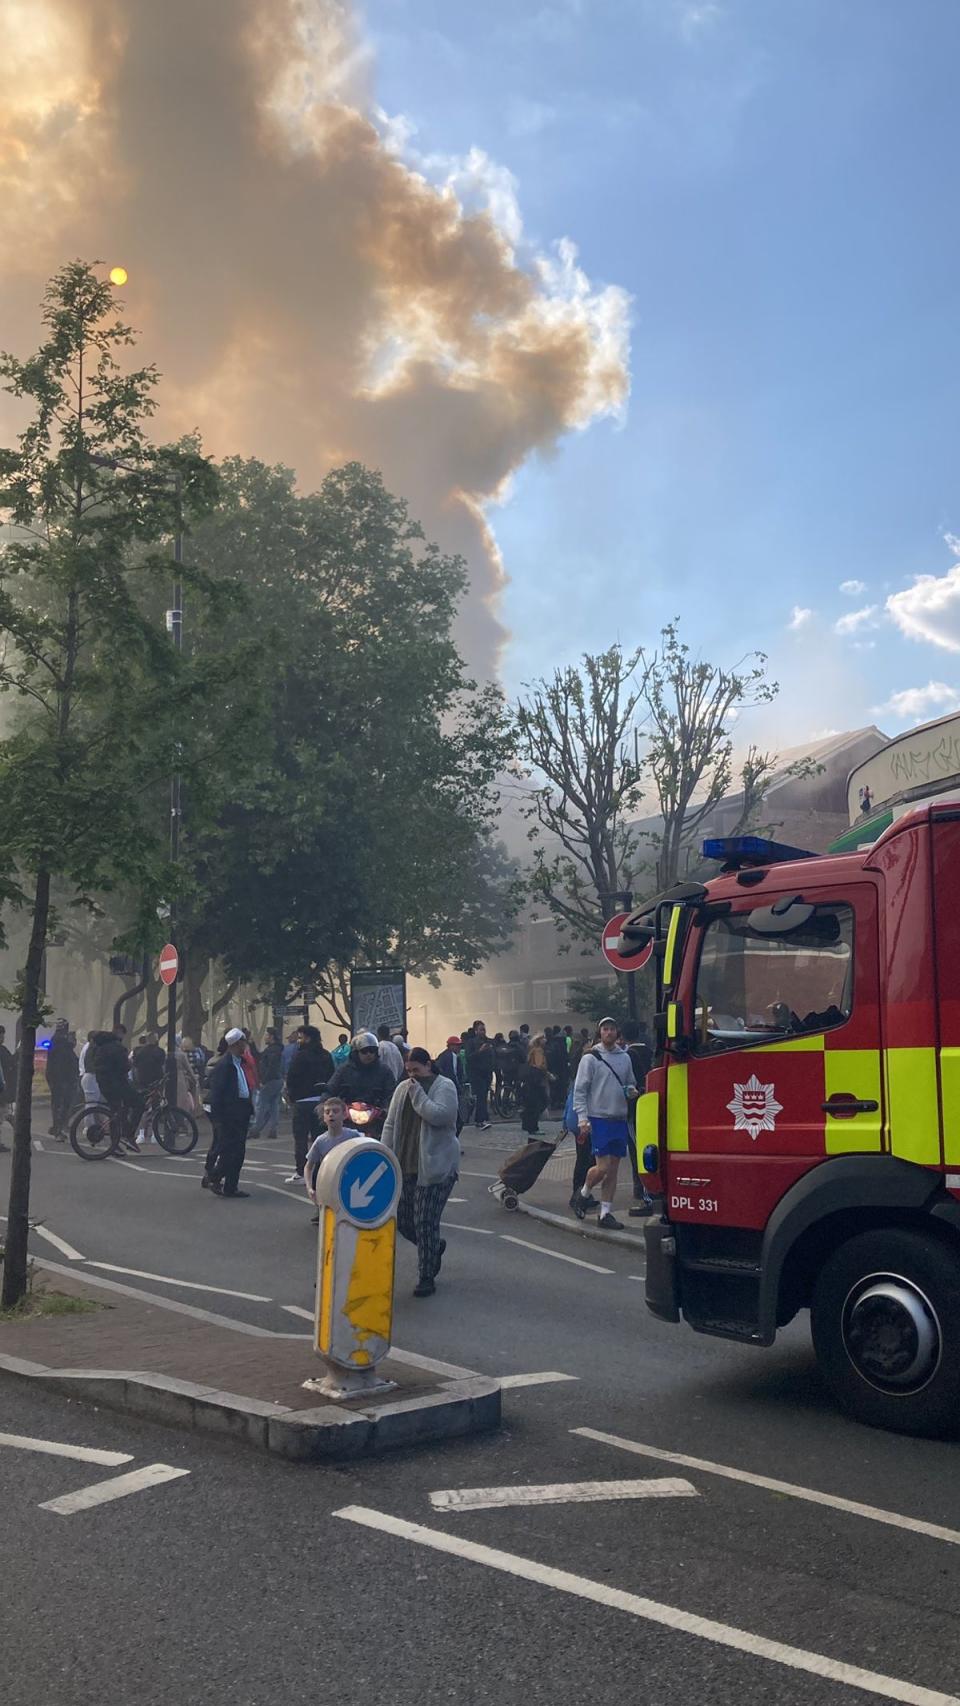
[158,943,179,986]
[601,912,653,973]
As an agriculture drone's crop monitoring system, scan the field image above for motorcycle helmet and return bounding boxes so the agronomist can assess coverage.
[351,1031,379,1052]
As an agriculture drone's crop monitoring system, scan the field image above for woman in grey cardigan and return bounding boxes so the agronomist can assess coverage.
[382,1047,460,1297]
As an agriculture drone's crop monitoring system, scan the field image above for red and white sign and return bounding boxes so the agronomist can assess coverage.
[601,912,653,973]
[158,943,179,986]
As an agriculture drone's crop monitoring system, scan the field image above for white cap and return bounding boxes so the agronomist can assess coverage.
[224,1027,245,1044]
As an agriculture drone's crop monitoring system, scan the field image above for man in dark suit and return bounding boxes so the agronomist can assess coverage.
[202,1027,254,1198]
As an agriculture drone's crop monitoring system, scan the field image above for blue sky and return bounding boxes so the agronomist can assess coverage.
[363,0,960,743]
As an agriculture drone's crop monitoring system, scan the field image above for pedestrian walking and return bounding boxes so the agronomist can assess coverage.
[202,1027,254,1197]
[250,1026,284,1139]
[382,1047,459,1297]
[46,1018,79,1138]
[284,1025,335,1181]
[517,1048,549,1135]
[571,1018,638,1229]
[466,1019,494,1130]
[437,1034,470,1133]
[545,1025,569,1112]
[377,1023,405,1086]
[303,1094,363,1223]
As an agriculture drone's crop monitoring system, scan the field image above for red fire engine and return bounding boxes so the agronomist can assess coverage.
[625,803,960,1437]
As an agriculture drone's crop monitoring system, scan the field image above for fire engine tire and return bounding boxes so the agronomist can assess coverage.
[811,1228,960,1438]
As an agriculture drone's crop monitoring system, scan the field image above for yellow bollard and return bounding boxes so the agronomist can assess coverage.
[306,1137,402,1399]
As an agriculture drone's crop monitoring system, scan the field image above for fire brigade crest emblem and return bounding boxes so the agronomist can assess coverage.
[727,1074,783,1141]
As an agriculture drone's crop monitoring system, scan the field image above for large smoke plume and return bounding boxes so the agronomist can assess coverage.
[0,0,629,671]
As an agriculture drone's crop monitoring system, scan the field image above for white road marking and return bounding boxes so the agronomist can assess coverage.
[333,1506,960,1706]
[34,1258,306,1338]
[84,1262,271,1302]
[0,1431,133,1466]
[32,1139,43,1152]
[280,1307,478,1378]
[40,1463,190,1516]
[447,1197,467,1203]
[444,1222,495,1235]
[499,1234,613,1275]
[0,1216,84,1261]
[458,1169,497,1179]
[574,1429,960,1549]
[33,1224,86,1261]
[429,1477,696,1512]
[496,1371,579,1389]
[389,1347,478,1380]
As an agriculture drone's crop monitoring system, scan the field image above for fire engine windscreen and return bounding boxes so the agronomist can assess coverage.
[693,904,854,1053]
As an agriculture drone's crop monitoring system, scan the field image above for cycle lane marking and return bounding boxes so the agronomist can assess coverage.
[40,1463,190,1516]
[333,1506,960,1706]
[84,1261,272,1302]
[573,1428,960,1547]
[0,1215,85,1262]
[498,1234,613,1274]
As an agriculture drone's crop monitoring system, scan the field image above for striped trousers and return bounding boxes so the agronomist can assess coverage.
[398,1174,455,1282]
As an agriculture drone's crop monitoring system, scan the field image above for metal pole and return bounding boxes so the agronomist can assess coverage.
[165,475,183,1106]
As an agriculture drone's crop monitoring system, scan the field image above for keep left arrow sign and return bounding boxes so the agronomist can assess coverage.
[349,1160,389,1211]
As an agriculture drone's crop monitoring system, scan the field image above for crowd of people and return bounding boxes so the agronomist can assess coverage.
[4,1003,654,1291]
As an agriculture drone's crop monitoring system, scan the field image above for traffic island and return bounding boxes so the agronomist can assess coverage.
[0,1269,500,1462]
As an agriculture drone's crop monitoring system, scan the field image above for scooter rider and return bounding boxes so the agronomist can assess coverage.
[326,1032,396,1133]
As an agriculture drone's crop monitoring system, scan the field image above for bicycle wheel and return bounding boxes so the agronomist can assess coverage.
[69,1103,120,1160]
[152,1104,199,1155]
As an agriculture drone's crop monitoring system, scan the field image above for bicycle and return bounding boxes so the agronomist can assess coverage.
[68,1084,198,1161]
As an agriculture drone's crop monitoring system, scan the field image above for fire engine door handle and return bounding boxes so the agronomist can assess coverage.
[821,1095,879,1116]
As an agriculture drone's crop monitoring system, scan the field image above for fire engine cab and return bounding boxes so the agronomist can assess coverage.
[625,802,960,1437]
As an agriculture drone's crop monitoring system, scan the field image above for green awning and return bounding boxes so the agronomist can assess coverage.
[828,810,894,854]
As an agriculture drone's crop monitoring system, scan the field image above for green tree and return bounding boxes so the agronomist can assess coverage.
[175,458,518,1035]
[0,261,217,1305]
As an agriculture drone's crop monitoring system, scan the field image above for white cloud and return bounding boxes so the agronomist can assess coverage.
[873,681,960,722]
[834,604,879,637]
[887,540,960,653]
[839,578,867,597]
[677,1,723,39]
[788,605,812,631]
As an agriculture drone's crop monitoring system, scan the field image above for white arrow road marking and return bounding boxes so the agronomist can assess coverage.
[430,1477,695,1512]
[40,1462,190,1516]
[333,1507,960,1706]
[573,1429,960,1549]
[0,1431,133,1466]
[348,1159,389,1210]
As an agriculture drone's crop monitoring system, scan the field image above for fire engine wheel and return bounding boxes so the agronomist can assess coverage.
[811,1229,960,1438]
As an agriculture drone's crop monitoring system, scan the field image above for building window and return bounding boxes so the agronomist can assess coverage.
[532,980,572,1012]
[498,985,526,1016]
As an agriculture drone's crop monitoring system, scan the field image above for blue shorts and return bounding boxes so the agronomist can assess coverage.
[588,1117,629,1158]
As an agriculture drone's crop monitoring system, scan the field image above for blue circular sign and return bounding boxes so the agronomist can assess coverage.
[338,1148,400,1226]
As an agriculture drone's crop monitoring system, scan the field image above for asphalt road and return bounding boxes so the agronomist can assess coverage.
[3,1128,960,1706]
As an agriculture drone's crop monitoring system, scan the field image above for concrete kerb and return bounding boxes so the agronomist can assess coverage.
[0,1351,502,1462]
[512,1196,650,1253]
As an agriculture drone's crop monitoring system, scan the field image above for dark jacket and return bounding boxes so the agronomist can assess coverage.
[131,1043,166,1089]
[46,1032,79,1088]
[545,1034,569,1077]
[285,1044,334,1103]
[436,1047,464,1088]
[626,1041,652,1092]
[90,1035,131,1099]
[466,1034,494,1085]
[259,1041,284,1085]
[327,1053,395,1109]
[208,1052,254,1122]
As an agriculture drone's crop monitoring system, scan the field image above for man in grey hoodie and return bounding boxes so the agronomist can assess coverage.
[571,1018,638,1229]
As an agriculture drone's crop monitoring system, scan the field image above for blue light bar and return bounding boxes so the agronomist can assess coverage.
[702,835,816,867]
